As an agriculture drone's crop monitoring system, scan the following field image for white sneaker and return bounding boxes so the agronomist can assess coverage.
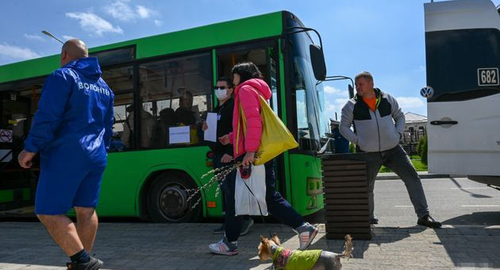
[296,222,319,250]
[208,238,238,256]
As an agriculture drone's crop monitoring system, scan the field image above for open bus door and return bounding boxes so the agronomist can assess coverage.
[0,92,37,213]
[423,0,500,186]
[215,40,324,214]
[215,40,291,194]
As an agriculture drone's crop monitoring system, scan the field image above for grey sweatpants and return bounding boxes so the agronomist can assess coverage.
[365,145,429,219]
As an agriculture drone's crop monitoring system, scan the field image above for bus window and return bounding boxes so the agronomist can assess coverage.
[0,82,43,210]
[3,81,44,149]
[101,65,135,151]
[139,53,212,149]
[90,46,136,67]
[217,48,270,86]
[217,46,274,114]
[1,92,31,153]
[110,93,133,152]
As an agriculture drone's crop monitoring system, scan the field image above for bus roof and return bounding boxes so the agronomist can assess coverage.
[425,0,500,33]
[0,11,284,84]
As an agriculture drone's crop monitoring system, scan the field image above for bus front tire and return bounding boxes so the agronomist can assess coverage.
[147,172,202,223]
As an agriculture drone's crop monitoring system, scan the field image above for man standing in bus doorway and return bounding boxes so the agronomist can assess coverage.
[340,71,441,228]
[18,39,114,270]
[202,77,254,236]
[331,120,349,153]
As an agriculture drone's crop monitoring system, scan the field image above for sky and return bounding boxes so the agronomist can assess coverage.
[1,0,499,118]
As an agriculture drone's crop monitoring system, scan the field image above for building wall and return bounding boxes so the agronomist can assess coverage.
[401,121,427,155]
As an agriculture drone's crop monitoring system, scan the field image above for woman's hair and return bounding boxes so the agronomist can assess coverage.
[231,62,262,84]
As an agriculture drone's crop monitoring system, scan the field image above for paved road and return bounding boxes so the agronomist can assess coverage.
[0,177,499,270]
[375,176,500,227]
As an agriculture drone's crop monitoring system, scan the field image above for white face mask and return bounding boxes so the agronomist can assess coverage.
[215,89,228,100]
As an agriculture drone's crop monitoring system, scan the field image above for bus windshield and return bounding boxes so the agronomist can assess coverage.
[290,30,329,152]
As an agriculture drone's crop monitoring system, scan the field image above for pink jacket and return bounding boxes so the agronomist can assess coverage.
[229,78,272,159]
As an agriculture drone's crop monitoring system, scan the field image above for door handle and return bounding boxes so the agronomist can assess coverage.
[430,120,458,125]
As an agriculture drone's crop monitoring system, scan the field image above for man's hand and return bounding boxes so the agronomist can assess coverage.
[242,151,255,166]
[219,134,230,145]
[202,121,208,131]
[18,150,35,169]
[221,154,233,163]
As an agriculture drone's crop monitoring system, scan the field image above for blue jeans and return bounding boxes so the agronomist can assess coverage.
[365,145,429,219]
[223,158,304,242]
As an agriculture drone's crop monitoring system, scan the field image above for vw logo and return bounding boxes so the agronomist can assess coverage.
[420,86,434,98]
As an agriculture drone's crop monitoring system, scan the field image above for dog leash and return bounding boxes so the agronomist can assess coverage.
[240,178,276,270]
[240,171,274,239]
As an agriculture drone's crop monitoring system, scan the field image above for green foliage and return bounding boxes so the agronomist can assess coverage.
[408,155,428,171]
[417,135,428,165]
[379,156,428,172]
[379,165,391,173]
[349,143,355,153]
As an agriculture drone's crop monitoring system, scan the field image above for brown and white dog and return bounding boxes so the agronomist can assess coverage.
[258,234,352,270]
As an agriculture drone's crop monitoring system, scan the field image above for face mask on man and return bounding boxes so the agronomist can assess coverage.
[215,88,228,100]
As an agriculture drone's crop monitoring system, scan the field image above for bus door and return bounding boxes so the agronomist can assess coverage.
[424,0,500,178]
[0,92,35,211]
[215,41,288,194]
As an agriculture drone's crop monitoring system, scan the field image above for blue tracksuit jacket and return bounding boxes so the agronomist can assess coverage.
[24,57,114,164]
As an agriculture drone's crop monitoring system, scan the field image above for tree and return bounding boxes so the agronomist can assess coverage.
[417,135,428,165]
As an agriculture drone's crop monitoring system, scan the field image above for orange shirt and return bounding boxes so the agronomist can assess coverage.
[362,95,377,112]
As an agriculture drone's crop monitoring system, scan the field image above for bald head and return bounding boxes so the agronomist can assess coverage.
[60,39,88,66]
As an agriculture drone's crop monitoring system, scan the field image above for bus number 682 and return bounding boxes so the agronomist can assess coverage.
[478,68,499,86]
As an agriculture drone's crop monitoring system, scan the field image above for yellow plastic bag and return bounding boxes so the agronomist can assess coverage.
[237,95,298,165]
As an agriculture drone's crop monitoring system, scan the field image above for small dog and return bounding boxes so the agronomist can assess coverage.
[258,234,352,270]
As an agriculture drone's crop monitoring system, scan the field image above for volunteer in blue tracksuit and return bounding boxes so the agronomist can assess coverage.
[18,39,114,270]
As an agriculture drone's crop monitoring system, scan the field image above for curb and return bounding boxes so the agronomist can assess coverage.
[376,173,450,180]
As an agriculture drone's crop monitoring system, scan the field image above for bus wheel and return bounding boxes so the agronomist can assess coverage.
[147,172,202,223]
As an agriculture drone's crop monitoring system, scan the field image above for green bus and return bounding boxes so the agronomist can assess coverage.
[0,11,330,222]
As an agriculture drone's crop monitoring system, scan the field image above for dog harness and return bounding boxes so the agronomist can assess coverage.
[272,246,322,270]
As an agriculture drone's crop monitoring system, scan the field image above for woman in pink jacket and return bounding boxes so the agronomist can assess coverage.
[209,62,318,256]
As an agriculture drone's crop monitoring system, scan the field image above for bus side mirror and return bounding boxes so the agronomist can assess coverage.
[310,44,326,81]
[348,84,354,99]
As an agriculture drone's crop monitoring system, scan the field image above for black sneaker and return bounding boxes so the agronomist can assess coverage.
[417,215,442,228]
[240,218,254,236]
[370,216,379,225]
[66,256,103,270]
[213,224,225,234]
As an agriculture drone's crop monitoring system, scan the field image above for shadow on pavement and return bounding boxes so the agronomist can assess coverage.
[434,212,500,268]
[314,221,500,269]
[449,177,493,199]
[443,211,500,226]
[314,226,426,259]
